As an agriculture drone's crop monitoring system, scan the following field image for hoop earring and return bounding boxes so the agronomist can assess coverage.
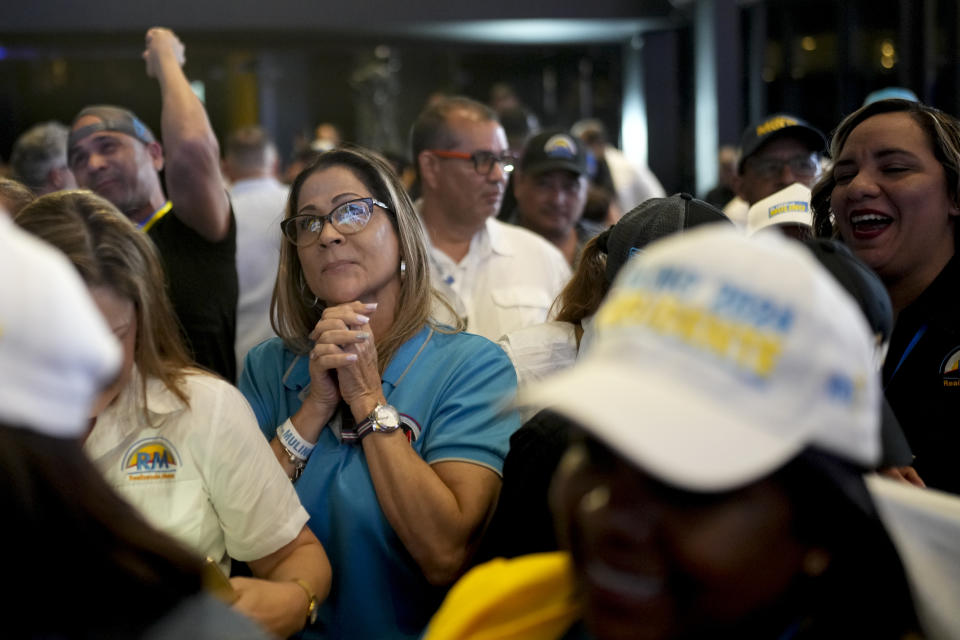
[399,259,407,280]
[298,271,319,308]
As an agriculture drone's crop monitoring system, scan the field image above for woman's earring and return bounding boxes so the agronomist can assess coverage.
[298,271,319,308]
[399,259,407,280]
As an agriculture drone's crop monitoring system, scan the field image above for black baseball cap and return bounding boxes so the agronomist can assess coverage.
[520,130,588,177]
[738,114,826,173]
[600,193,732,284]
[803,239,892,342]
[803,238,912,467]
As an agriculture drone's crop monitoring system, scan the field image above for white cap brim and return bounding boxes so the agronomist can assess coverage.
[520,359,811,493]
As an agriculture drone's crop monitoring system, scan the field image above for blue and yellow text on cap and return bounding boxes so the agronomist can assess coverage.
[598,265,794,379]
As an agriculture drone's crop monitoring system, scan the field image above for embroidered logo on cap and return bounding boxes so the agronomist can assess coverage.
[598,264,794,379]
[122,437,180,480]
[768,200,809,219]
[941,346,960,388]
[543,134,578,159]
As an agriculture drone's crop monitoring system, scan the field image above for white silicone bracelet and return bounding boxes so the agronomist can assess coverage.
[276,418,316,462]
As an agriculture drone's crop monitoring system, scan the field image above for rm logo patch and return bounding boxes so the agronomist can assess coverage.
[121,437,180,480]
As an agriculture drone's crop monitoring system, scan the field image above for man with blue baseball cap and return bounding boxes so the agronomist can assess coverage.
[512,130,604,266]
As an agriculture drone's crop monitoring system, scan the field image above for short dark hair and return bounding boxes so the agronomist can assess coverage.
[409,96,499,176]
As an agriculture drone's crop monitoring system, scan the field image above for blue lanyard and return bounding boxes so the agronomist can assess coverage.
[886,324,927,389]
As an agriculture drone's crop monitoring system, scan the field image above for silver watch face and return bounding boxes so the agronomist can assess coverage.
[372,404,400,431]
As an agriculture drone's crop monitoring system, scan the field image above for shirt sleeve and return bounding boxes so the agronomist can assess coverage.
[419,335,522,475]
[192,377,308,561]
[238,339,287,438]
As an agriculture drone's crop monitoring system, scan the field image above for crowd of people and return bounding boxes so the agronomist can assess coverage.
[2,25,960,640]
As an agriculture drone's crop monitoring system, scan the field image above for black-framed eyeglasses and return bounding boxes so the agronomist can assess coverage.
[281,197,391,247]
[428,149,518,175]
[746,154,820,180]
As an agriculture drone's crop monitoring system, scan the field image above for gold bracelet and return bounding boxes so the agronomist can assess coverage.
[292,578,319,625]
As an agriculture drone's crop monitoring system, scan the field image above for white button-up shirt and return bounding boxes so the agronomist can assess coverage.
[427,217,571,342]
[229,176,289,376]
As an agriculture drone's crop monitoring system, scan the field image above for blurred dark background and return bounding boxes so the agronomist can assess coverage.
[2,0,956,195]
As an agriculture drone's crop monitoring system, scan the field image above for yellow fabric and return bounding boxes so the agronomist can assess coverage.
[424,552,582,640]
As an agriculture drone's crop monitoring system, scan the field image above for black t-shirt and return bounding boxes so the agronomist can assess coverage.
[148,208,238,381]
[473,409,574,564]
[883,249,960,493]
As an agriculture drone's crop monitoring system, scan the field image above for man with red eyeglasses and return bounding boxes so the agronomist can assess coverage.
[411,96,570,342]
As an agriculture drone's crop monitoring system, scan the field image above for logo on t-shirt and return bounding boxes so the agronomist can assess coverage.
[121,437,180,480]
[941,346,960,388]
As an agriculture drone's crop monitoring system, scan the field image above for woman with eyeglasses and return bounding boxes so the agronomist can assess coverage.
[238,146,521,639]
[13,190,331,639]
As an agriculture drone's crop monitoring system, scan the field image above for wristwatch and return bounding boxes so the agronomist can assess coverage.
[356,403,401,440]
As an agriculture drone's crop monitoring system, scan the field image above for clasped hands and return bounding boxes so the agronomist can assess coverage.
[304,301,384,430]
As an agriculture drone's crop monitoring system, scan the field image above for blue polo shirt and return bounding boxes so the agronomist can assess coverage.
[239,325,520,639]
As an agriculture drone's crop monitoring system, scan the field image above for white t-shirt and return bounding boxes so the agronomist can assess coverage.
[604,145,666,212]
[84,368,308,573]
[499,320,578,389]
[229,177,289,378]
[427,217,571,342]
[500,317,598,422]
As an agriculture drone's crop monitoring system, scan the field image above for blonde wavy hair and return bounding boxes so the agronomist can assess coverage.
[272,146,461,373]
[14,190,192,414]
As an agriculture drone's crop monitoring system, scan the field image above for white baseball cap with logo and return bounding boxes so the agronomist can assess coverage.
[0,215,121,438]
[521,225,881,492]
[746,182,813,236]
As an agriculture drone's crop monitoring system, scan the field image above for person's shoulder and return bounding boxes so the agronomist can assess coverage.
[245,336,293,366]
[500,322,578,387]
[419,328,515,380]
[153,204,237,249]
[430,325,510,358]
[177,370,249,407]
[502,320,576,350]
[488,219,569,265]
[489,217,553,248]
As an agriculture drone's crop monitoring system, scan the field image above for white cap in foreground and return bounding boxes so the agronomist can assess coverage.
[0,216,121,437]
[521,225,880,492]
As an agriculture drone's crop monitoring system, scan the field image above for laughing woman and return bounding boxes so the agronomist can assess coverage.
[238,147,520,639]
[812,98,960,494]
